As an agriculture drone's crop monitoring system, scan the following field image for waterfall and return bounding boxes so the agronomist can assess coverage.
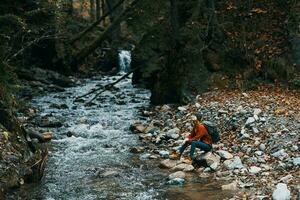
[118,50,131,72]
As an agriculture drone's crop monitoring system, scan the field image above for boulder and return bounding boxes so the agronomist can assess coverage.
[168,171,186,179]
[159,159,177,169]
[272,183,291,200]
[216,150,233,159]
[224,156,244,170]
[196,152,220,170]
[172,163,194,172]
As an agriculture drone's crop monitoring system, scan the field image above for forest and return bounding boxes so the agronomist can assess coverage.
[0,0,299,199]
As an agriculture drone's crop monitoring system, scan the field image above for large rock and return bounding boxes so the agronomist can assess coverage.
[171,163,194,172]
[159,159,177,169]
[272,183,291,200]
[168,171,186,180]
[196,152,220,170]
[224,156,244,170]
[216,150,233,159]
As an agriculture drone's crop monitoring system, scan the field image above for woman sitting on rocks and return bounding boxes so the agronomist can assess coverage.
[179,113,212,160]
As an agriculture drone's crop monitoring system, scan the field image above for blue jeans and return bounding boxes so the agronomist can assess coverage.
[179,141,212,159]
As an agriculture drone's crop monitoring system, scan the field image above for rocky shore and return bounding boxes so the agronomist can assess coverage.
[0,67,77,198]
[131,86,300,199]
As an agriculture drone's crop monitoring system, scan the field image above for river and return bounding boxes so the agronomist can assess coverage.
[6,73,232,200]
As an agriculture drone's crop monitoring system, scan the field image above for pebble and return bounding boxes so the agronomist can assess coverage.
[167,178,185,185]
[259,144,266,151]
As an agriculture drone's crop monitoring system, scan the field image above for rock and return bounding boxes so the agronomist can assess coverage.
[224,156,244,170]
[216,150,233,159]
[178,106,187,111]
[172,163,194,172]
[166,128,180,139]
[271,149,288,160]
[259,144,266,151]
[249,166,262,174]
[139,153,151,160]
[253,108,262,116]
[255,151,263,156]
[252,127,259,134]
[159,150,169,159]
[129,147,144,154]
[221,181,237,190]
[167,178,185,185]
[130,123,145,133]
[149,155,158,159]
[159,159,177,169]
[144,126,160,134]
[272,183,291,200]
[168,171,186,180]
[245,117,255,125]
[161,105,171,112]
[292,157,300,166]
[279,175,293,183]
[196,152,220,170]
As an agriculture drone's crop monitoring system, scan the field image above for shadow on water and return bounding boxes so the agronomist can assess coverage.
[6,74,233,200]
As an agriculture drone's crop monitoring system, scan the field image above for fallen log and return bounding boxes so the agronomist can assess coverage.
[75,68,136,104]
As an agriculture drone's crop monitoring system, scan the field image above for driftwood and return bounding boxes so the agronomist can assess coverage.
[72,0,138,67]
[75,68,137,104]
[70,0,125,44]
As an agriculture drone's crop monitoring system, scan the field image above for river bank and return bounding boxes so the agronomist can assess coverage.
[131,86,300,199]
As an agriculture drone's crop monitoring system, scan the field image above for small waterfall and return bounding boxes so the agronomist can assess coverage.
[118,50,131,72]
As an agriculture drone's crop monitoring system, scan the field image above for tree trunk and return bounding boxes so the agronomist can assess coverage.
[90,0,95,21]
[96,0,100,20]
[150,0,184,104]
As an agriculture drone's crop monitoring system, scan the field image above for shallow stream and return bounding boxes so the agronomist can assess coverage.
[7,74,232,200]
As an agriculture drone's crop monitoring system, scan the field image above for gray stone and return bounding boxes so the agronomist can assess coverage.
[245,117,255,125]
[168,171,186,179]
[249,166,262,174]
[272,183,290,200]
[259,144,266,151]
[139,153,151,160]
[292,157,300,166]
[253,108,262,116]
[216,150,233,160]
[166,128,180,139]
[198,152,220,170]
[167,178,185,185]
[271,149,288,160]
[172,163,194,172]
[224,156,244,170]
[159,159,177,169]
[159,150,170,159]
[252,127,259,134]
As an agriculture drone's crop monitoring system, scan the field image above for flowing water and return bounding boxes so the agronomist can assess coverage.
[6,74,233,200]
